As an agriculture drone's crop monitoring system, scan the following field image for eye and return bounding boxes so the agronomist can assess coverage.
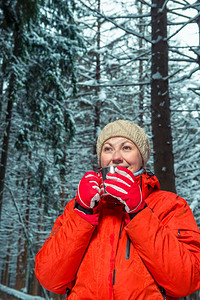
[123,145,132,151]
[103,146,112,152]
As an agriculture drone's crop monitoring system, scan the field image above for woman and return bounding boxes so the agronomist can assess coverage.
[35,119,200,299]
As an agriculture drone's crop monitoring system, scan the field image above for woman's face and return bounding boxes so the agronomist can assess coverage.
[100,137,143,173]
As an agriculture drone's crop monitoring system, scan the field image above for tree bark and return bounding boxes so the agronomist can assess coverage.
[137,1,144,126]
[151,0,176,192]
[93,0,101,170]
[1,223,13,300]
[14,232,28,291]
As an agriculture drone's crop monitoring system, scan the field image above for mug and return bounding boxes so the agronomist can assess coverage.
[99,166,144,196]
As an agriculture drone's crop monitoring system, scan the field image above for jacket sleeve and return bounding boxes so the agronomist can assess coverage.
[125,191,200,298]
[35,198,95,294]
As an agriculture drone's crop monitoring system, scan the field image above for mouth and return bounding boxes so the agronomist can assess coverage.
[109,164,129,167]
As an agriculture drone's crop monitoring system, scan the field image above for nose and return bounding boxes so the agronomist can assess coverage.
[112,150,123,165]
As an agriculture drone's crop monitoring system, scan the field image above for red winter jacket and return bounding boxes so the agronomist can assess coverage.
[35,172,200,299]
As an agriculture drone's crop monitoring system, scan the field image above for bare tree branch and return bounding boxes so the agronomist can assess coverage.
[77,0,152,43]
[166,12,200,40]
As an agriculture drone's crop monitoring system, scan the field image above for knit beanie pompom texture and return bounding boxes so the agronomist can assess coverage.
[96,120,151,167]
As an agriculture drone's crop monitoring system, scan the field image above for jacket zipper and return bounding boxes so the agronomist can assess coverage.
[112,220,123,285]
[125,235,131,260]
[159,286,166,300]
[125,174,142,261]
[113,269,116,285]
[162,293,166,300]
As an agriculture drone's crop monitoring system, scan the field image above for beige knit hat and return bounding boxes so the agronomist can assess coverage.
[96,120,151,167]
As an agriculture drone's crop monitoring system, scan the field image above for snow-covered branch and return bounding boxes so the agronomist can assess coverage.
[0,284,45,300]
[166,11,200,40]
[78,0,152,44]
[77,80,151,88]
[171,66,199,83]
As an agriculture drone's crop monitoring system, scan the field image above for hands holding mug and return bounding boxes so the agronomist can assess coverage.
[75,166,145,220]
[103,166,145,213]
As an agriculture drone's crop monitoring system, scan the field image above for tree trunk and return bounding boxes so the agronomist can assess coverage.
[2,223,13,300]
[93,0,101,170]
[137,1,144,126]
[31,197,43,296]
[0,60,3,114]
[15,153,31,293]
[151,0,176,192]
[14,232,28,291]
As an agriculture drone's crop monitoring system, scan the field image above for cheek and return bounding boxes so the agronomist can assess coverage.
[137,156,143,168]
[100,153,110,168]
[100,153,106,167]
[126,152,143,166]
[136,154,143,167]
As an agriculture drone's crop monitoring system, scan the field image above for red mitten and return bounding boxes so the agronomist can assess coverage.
[104,166,145,213]
[98,172,104,197]
[74,171,101,225]
[76,171,101,209]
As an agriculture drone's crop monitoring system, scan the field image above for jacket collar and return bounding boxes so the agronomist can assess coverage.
[136,171,160,200]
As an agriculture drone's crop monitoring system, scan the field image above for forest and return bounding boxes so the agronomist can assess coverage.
[0,0,200,299]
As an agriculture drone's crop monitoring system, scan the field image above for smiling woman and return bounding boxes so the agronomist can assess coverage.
[100,137,143,172]
[96,120,151,168]
[35,119,200,300]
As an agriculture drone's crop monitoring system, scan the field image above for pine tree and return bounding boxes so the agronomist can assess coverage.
[0,0,84,297]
